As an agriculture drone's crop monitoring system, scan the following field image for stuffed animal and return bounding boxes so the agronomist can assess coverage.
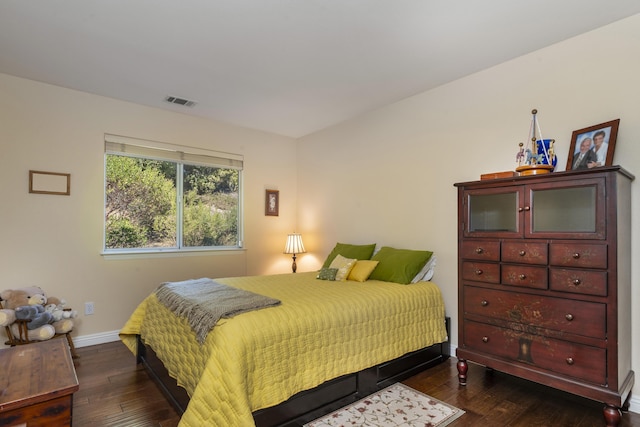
[46,295,63,306]
[10,322,55,341]
[44,295,77,319]
[0,287,56,341]
[14,305,53,329]
[45,302,78,322]
[0,286,45,310]
[45,303,64,322]
[0,286,75,339]
[26,292,47,306]
[37,293,75,335]
[0,308,16,328]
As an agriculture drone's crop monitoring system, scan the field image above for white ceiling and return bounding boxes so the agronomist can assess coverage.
[1,1,639,138]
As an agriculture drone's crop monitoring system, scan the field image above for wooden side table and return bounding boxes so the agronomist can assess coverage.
[0,339,79,426]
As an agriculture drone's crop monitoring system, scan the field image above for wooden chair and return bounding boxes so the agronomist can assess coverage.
[0,299,78,358]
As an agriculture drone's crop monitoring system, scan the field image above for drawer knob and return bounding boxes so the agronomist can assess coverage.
[475,269,483,275]
[475,247,484,254]
[519,274,526,280]
[480,300,489,307]
[566,357,574,365]
[572,253,580,259]
[573,279,581,286]
[523,206,531,211]
[565,314,574,321]
[519,250,526,256]
[482,336,489,343]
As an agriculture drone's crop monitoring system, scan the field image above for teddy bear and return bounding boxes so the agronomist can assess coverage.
[0,286,74,340]
[1,286,44,309]
[28,290,76,335]
[25,292,47,306]
[10,319,55,341]
[0,309,16,332]
[15,304,53,329]
[41,295,78,334]
[45,300,78,322]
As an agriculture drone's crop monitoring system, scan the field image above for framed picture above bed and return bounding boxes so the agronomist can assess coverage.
[265,189,279,216]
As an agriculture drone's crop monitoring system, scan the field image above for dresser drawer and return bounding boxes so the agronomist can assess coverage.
[463,286,606,339]
[501,265,547,290]
[549,243,607,269]
[462,261,500,284]
[461,240,500,261]
[463,321,606,385]
[549,268,608,297]
[502,241,548,265]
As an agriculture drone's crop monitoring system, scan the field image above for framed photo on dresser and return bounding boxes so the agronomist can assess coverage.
[566,119,619,171]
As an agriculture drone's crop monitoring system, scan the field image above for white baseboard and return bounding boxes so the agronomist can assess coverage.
[448,343,457,357]
[72,329,121,348]
[628,395,640,414]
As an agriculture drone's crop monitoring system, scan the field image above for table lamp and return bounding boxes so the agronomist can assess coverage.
[284,233,306,273]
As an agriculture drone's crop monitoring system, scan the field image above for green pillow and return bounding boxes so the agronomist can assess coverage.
[321,243,376,269]
[316,268,338,281]
[369,246,434,285]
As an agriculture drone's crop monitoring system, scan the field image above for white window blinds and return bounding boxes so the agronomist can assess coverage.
[104,134,243,170]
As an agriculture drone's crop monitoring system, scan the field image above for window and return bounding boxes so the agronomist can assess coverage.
[104,135,243,253]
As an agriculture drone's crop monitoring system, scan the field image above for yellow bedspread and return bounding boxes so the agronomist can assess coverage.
[120,272,447,427]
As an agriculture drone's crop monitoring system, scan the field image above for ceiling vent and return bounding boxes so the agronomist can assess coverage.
[164,95,197,107]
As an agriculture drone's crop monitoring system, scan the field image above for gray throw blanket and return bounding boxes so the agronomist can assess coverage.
[155,278,281,344]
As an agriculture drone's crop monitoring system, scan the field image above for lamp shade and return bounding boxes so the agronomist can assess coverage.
[284,233,306,254]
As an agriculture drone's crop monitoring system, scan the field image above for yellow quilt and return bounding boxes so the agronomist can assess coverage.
[120,272,447,427]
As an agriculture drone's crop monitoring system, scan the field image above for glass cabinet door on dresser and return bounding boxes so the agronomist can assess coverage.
[463,177,606,239]
[455,166,634,427]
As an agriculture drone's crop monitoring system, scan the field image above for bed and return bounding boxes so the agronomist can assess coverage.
[119,245,449,427]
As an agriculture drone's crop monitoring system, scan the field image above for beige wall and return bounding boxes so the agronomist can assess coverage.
[297,14,640,403]
[1,11,639,408]
[0,73,298,341]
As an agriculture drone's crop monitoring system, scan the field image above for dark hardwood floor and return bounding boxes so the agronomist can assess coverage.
[73,341,639,426]
[73,341,181,426]
[404,361,639,427]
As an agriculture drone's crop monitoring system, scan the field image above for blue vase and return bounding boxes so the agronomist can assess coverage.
[536,139,557,170]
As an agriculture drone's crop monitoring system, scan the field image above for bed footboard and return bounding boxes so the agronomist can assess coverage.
[137,317,450,427]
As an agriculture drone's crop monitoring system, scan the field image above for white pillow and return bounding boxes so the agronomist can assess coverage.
[329,254,357,281]
[411,255,437,283]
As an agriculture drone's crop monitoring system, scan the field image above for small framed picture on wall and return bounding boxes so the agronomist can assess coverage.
[29,170,71,195]
[265,189,279,216]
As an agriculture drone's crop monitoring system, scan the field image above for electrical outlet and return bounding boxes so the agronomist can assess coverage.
[85,302,95,315]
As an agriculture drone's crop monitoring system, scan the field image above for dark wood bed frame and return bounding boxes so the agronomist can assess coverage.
[137,317,450,427]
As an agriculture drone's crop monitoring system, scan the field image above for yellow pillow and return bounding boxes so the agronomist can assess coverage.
[348,260,380,282]
[329,254,357,281]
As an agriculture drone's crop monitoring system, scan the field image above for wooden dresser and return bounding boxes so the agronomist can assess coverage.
[0,339,79,426]
[454,166,634,427]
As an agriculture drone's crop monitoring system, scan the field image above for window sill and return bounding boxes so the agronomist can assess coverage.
[101,247,246,260]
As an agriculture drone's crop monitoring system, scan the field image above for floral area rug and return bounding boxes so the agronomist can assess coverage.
[304,383,465,427]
